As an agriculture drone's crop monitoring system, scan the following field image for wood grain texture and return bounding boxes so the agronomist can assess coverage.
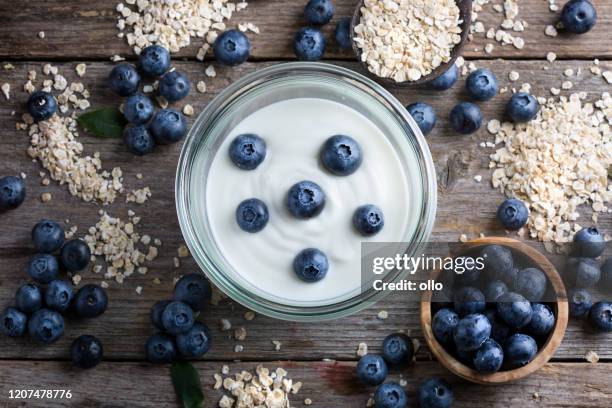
[0,0,611,60]
[0,59,611,364]
[0,361,611,407]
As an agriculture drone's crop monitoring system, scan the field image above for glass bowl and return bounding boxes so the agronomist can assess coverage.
[176,62,437,321]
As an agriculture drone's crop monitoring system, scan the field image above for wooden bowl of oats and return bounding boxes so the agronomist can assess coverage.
[350,0,472,87]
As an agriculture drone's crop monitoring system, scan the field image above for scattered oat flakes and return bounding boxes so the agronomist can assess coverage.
[126,186,151,204]
[272,340,282,351]
[183,104,194,116]
[474,175,483,183]
[377,310,389,320]
[603,71,612,85]
[304,398,312,406]
[196,81,207,93]
[38,31,45,39]
[41,192,52,203]
[205,65,217,78]
[357,342,368,357]
[234,326,247,341]
[233,344,243,353]
[459,234,468,242]
[545,25,558,37]
[178,244,190,258]
[135,286,143,295]
[585,350,599,363]
[546,52,557,63]
[220,318,232,331]
[75,63,87,77]
[1,83,10,100]
[509,71,520,81]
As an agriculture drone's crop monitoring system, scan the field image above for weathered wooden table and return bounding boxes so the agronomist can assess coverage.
[0,1,611,407]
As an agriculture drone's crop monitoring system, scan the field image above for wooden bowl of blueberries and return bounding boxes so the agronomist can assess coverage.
[420,237,569,384]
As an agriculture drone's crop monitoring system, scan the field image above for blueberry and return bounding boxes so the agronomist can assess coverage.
[466,68,498,101]
[287,181,325,219]
[293,248,329,282]
[484,309,510,344]
[27,91,58,122]
[418,378,453,408]
[528,303,555,337]
[74,284,108,318]
[566,257,601,288]
[449,102,483,134]
[293,27,326,61]
[176,322,211,358]
[480,245,514,282]
[455,347,475,367]
[432,308,459,345]
[60,238,91,272]
[588,301,612,332]
[497,198,529,231]
[506,92,540,123]
[139,45,171,77]
[473,339,504,374]
[568,288,593,317]
[32,219,65,253]
[28,309,64,343]
[236,198,269,233]
[572,226,606,258]
[382,333,414,366]
[45,280,74,312]
[560,0,597,34]
[159,71,190,103]
[146,333,177,364]
[150,300,172,330]
[453,313,491,351]
[149,109,187,144]
[496,292,532,329]
[335,17,352,49]
[304,0,334,25]
[229,133,267,170]
[124,125,156,156]
[161,301,194,335]
[504,333,537,368]
[27,253,59,284]
[356,354,388,386]
[173,273,212,312]
[71,335,103,369]
[601,258,612,291]
[15,283,42,314]
[109,63,140,97]
[0,175,26,211]
[454,262,480,286]
[484,280,508,302]
[407,102,436,136]
[123,94,154,125]
[353,204,384,236]
[427,64,459,91]
[320,135,363,176]
[374,382,407,408]
[213,30,251,66]
[454,286,486,317]
[0,307,27,337]
[514,267,547,302]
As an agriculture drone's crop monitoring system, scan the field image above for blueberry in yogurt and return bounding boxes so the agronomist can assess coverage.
[139,45,171,78]
[27,91,57,122]
[159,71,190,103]
[150,109,187,144]
[407,102,436,136]
[466,68,498,101]
[287,181,325,219]
[449,102,482,134]
[497,198,529,231]
[109,63,140,97]
[560,0,597,34]
[304,0,334,25]
[506,92,540,123]
[427,64,458,91]
[320,135,363,176]
[236,198,269,233]
[293,27,326,61]
[229,133,267,170]
[352,204,384,236]
[293,248,329,282]
[214,29,251,66]
[32,219,64,253]
[123,94,154,125]
[0,175,26,211]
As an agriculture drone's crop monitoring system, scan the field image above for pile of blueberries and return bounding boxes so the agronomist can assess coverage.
[0,219,108,369]
[145,273,212,363]
[230,133,383,282]
[355,333,454,408]
[292,0,354,61]
[108,45,190,156]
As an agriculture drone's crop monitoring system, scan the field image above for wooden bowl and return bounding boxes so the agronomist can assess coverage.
[350,0,472,88]
[420,237,569,385]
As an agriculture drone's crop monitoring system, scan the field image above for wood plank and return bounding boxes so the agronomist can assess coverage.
[0,60,611,362]
[0,361,611,407]
[0,0,611,60]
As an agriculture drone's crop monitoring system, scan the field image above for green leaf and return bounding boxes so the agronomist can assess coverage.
[171,361,204,408]
[76,107,126,138]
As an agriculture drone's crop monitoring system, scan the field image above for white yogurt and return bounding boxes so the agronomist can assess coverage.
[204,98,416,306]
